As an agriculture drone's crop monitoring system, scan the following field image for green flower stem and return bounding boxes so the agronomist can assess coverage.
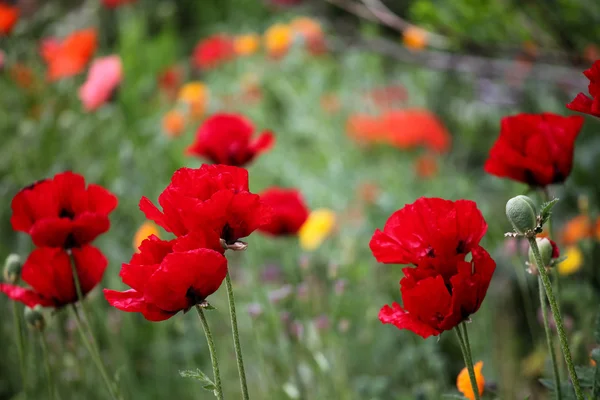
[454,326,480,400]
[528,237,584,400]
[68,254,121,399]
[12,302,27,394]
[195,306,224,400]
[224,271,250,400]
[70,306,119,400]
[539,276,562,400]
[40,332,57,400]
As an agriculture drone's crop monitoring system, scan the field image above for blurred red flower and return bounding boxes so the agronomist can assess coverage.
[258,187,309,236]
[139,165,271,244]
[567,60,600,118]
[191,35,235,70]
[0,245,107,308]
[484,113,583,187]
[104,233,227,321]
[157,65,183,100]
[371,198,495,338]
[0,3,18,35]
[370,198,487,272]
[363,85,408,109]
[79,55,123,111]
[41,29,98,81]
[187,113,275,166]
[11,171,118,248]
[101,0,137,8]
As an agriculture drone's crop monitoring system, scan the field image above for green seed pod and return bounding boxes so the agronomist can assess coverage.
[506,195,537,234]
[3,254,22,284]
[529,238,553,268]
[24,305,45,331]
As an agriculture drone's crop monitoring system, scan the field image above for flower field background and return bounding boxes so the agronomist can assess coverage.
[2,0,600,399]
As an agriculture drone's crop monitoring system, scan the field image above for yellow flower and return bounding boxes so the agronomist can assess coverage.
[402,26,428,51]
[299,209,336,251]
[133,222,160,251]
[177,82,209,120]
[558,246,583,276]
[456,361,485,400]
[264,23,292,58]
[234,34,260,56]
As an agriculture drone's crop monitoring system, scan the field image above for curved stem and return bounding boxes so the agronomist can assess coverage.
[12,302,27,394]
[454,326,481,400]
[195,306,224,400]
[539,277,562,400]
[40,332,57,400]
[224,272,250,400]
[529,237,584,399]
[70,306,119,400]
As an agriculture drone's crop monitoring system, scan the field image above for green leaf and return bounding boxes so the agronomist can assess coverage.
[179,369,215,386]
[202,384,216,391]
[203,304,216,311]
[539,198,559,227]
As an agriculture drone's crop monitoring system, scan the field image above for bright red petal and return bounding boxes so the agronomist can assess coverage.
[0,284,54,307]
[379,302,441,338]
[104,289,175,321]
[72,245,107,296]
[72,212,110,245]
[29,218,73,247]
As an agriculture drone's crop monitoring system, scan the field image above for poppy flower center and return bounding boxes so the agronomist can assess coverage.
[221,223,235,244]
[186,287,205,306]
[59,208,75,219]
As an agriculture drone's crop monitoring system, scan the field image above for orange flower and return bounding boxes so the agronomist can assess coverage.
[382,109,451,153]
[264,23,292,59]
[234,34,260,56]
[414,154,438,178]
[357,182,380,205]
[402,26,428,50]
[177,82,209,120]
[456,361,485,400]
[133,222,160,251]
[162,110,186,137]
[41,29,98,81]
[584,45,600,65]
[561,215,594,245]
[9,63,35,90]
[290,17,326,54]
[0,3,19,36]
[346,113,386,143]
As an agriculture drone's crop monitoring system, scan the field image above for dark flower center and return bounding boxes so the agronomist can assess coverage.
[186,287,205,305]
[221,223,235,244]
[456,240,466,254]
[59,208,75,219]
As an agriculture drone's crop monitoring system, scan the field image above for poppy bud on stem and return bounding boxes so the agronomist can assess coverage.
[505,195,537,237]
[25,306,57,400]
[529,237,584,399]
[3,254,22,283]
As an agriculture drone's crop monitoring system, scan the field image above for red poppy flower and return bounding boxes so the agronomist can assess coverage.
[370,198,487,278]
[381,109,451,153]
[139,164,271,244]
[186,113,275,167]
[40,29,98,81]
[258,187,309,236]
[0,245,107,308]
[101,0,137,8]
[567,60,600,118]
[11,171,118,248]
[191,35,235,70]
[0,3,19,36]
[484,113,584,187]
[379,246,495,338]
[103,232,227,321]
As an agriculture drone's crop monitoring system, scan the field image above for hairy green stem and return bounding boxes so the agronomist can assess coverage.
[12,302,27,394]
[70,306,119,400]
[195,306,224,400]
[40,332,57,400]
[539,276,562,400]
[225,272,250,400]
[529,237,583,399]
[454,326,480,400]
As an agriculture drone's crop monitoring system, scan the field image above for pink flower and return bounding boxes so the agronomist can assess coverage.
[78,55,123,111]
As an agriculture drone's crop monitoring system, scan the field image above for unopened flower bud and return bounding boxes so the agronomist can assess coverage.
[24,305,45,331]
[529,238,553,268]
[3,254,22,284]
[506,195,537,235]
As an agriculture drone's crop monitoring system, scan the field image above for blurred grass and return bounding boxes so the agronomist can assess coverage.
[2,1,600,399]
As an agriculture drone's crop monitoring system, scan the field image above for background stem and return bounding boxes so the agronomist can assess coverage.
[12,302,27,394]
[528,237,584,400]
[225,271,250,400]
[195,306,224,400]
[455,326,481,400]
[40,332,57,400]
[539,276,562,400]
